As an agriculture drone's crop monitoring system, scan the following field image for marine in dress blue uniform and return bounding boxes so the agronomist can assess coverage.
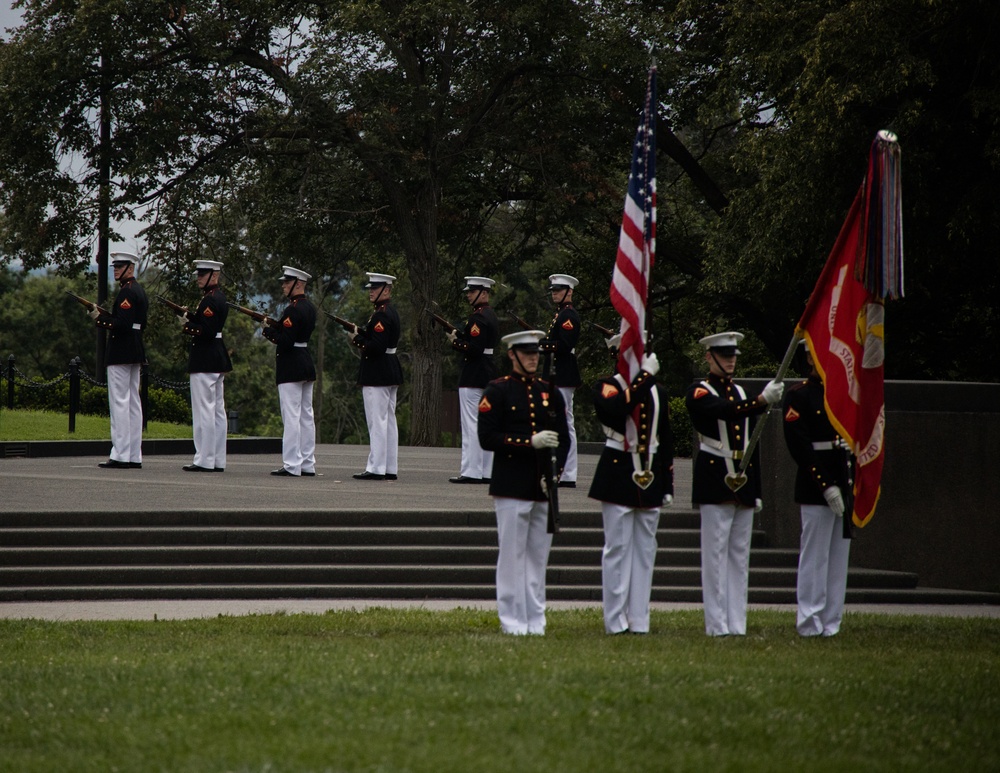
[685,331,784,636]
[262,266,317,477]
[782,343,852,637]
[477,330,570,635]
[447,276,500,484]
[91,252,148,469]
[178,260,233,472]
[588,349,673,634]
[350,272,403,480]
[544,273,582,487]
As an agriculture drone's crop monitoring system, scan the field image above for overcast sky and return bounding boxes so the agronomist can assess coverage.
[1,4,22,40]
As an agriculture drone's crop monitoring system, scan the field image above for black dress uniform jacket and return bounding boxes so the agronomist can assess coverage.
[478,373,570,501]
[353,302,403,386]
[588,371,674,508]
[452,303,499,388]
[183,286,233,374]
[782,376,852,505]
[685,373,767,506]
[97,277,148,366]
[545,303,581,388]
[262,294,316,384]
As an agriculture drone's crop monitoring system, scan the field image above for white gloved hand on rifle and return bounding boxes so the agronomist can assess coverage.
[761,379,784,406]
[823,486,846,517]
[177,310,189,325]
[640,352,660,376]
[530,430,559,449]
[344,323,358,338]
[446,329,458,343]
[605,333,622,351]
[88,306,101,320]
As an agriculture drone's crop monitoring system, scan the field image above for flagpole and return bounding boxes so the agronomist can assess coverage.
[725,331,802,491]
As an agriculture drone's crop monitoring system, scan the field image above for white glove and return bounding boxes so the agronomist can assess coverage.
[344,324,358,337]
[177,311,189,325]
[640,352,660,376]
[88,306,101,320]
[530,430,559,449]
[446,329,458,343]
[662,493,673,507]
[754,498,763,514]
[823,486,846,517]
[761,379,784,406]
[605,333,622,350]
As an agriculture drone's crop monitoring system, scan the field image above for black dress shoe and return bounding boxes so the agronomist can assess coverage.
[557,481,576,488]
[353,471,385,480]
[481,478,491,484]
[449,475,482,484]
[384,473,397,481]
[183,464,214,472]
[301,470,316,477]
[98,459,130,469]
[270,468,297,477]
[213,468,225,473]
[129,462,142,469]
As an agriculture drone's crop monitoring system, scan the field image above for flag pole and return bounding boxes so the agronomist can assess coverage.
[724,331,802,491]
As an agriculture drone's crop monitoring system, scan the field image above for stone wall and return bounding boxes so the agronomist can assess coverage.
[739,379,1000,593]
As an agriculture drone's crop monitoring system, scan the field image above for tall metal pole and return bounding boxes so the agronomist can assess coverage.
[96,51,111,381]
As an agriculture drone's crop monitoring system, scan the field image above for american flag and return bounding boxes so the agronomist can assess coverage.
[610,66,656,450]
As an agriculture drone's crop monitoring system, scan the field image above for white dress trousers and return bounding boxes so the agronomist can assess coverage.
[601,502,661,634]
[107,363,143,464]
[459,386,493,479]
[557,386,577,483]
[278,380,316,475]
[494,497,553,635]
[362,385,398,475]
[796,504,851,637]
[190,372,227,470]
[699,503,754,636]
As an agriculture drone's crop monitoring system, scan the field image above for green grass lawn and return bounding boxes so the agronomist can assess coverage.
[1,607,997,772]
[0,409,191,441]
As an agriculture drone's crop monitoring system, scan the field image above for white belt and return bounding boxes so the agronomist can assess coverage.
[699,442,744,460]
[602,426,625,443]
[293,342,308,348]
[386,347,397,354]
[215,333,223,339]
[605,438,624,451]
[483,348,494,355]
[132,323,142,330]
[812,439,848,450]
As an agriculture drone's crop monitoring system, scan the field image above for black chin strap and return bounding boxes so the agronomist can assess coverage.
[708,350,734,377]
[372,285,386,305]
[470,288,483,307]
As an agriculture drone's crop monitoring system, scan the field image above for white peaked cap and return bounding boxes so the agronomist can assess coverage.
[365,272,396,287]
[698,331,744,353]
[279,266,311,282]
[194,260,223,272]
[110,251,139,265]
[548,273,579,288]
[502,330,546,350]
[463,276,496,290]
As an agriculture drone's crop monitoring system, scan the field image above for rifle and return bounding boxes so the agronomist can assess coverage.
[424,306,458,335]
[539,339,560,535]
[226,301,278,327]
[323,310,360,334]
[589,320,615,337]
[156,295,192,320]
[65,291,109,317]
[507,310,534,331]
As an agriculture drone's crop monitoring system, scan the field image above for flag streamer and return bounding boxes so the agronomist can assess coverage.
[857,132,904,300]
[610,66,656,451]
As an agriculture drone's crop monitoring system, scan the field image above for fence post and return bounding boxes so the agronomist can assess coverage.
[6,354,13,409]
[68,356,81,433]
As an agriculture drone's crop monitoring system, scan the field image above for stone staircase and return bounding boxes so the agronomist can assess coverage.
[5,506,992,604]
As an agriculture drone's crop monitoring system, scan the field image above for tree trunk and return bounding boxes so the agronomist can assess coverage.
[382,178,442,446]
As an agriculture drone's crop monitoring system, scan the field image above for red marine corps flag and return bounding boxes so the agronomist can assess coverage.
[796,131,905,527]
[610,65,656,451]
